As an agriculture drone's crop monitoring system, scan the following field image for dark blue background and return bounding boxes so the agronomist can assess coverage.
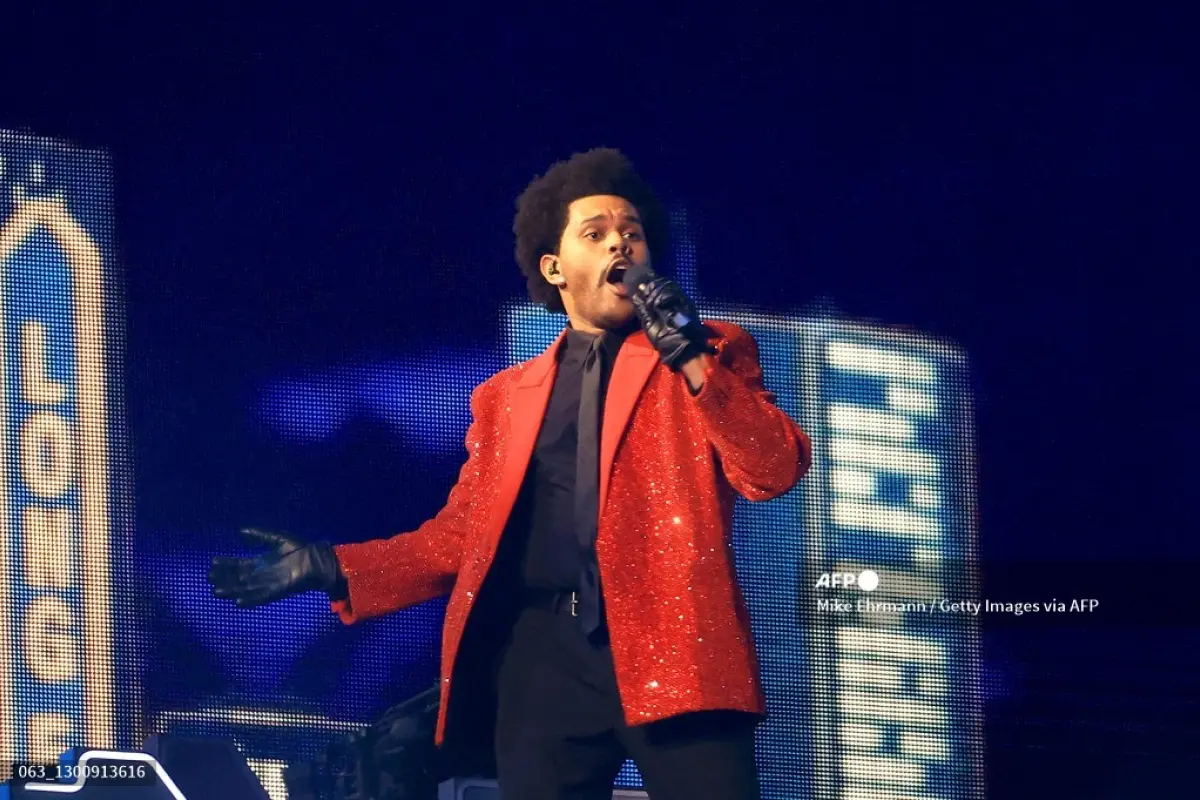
[2,3,1194,796]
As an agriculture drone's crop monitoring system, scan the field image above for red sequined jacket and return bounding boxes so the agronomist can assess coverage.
[330,320,811,744]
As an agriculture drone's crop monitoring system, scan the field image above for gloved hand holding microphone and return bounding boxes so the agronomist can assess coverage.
[621,264,717,371]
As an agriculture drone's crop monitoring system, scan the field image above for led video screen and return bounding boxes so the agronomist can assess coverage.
[0,131,135,770]
[0,129,981,799]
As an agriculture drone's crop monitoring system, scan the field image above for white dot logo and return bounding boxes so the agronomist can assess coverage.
[858,570,880,592]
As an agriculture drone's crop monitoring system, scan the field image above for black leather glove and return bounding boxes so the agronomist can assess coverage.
[630,275,717,371]
[208,528,347,608]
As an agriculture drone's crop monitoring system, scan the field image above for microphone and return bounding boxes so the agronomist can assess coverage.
[621,264,698,330]
[620,262,655,294]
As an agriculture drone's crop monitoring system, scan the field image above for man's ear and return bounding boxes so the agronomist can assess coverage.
[540,253,564,286]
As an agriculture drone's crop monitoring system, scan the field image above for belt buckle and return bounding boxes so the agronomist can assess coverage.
[570,591,578,617]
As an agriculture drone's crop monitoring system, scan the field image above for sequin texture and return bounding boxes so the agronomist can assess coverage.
[330,320,811,744]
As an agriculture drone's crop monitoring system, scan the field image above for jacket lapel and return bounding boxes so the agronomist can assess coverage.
[487,327,660,536]
[599,331,659,515]
[487,330,564,538]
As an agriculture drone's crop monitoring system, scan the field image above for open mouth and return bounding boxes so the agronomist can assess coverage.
[606,263,629,285]
[605,263,631,297]
[603,263,630,298]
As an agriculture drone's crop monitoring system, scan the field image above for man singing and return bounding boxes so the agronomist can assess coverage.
[209,148,810,799]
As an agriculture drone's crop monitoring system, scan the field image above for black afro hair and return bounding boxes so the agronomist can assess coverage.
[513,147,669,314]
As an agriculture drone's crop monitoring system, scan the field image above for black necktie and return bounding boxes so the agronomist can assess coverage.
[574,336,603,635]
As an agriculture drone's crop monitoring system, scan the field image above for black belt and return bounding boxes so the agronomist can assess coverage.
[522,588,580,616]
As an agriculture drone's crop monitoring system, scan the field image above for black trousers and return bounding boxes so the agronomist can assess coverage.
[494,601,761,800]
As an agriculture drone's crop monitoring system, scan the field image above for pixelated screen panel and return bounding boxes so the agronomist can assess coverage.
[0,133,980,800]
[798,321,982,798]
[0,130,134,772]
[502,302,982,799]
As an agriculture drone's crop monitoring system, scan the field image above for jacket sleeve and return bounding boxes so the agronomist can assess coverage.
[689,321,811,501]
[329,380,495,623]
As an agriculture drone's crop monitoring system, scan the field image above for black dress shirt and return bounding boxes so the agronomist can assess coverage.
[517,323,631,591]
